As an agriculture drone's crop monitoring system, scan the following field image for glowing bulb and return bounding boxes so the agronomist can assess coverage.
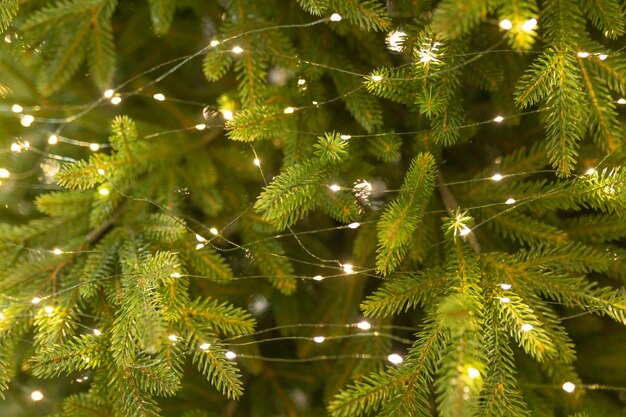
[371,75,382,82]
[297,78,306,86]
[99,188,110,196]
[521,323,533,332]
[170,272,181,278]
[459,226,471,236]
[342,263,354,274]
[283,106,295,114]
[0,168,9,178]
[493,115,504,123]
[97,168,105,175]
[500,283,512,290]
[253,158,260,166]
[598,54,608,61]
[209,227,219,236]
[52,248,63,255]
[313,275,323,281]
[10,143,20,152]
[491,173,503,181]
[11,104,23,113]
[467,367,481,379]
[32,297,42,304]
[103,89,114,98]
[313,336,325,343]
[340,134,351,140]
[329,13,342,22]
[522,18,537,32]
[386,30,407,52]
[195,233,207,242]
[232,46,243,54]
[329,184,341,192]
[110,96,122,105]
[153,93,165,101]
[44,306,54,314]
[562,382,576,393]
[195,243,205,250]
[93,329,102,336]
[31,391,44,401]
[577,52,590,58]
[195,123,206,130]
[348,222,360,229]
[225,351,237,359]
[21,115,34,127]
[387,353,403,364]
[0,312,4,320]
[200,342,211,350]
[222,109,234,120]
[505,198,516,204]
[89,143,100,151]
[48,135,58,145]
[168,334,178,342]
[210,40,219,47]
[499,19,513,30]
[499,297,510,303]
[585,168,596,175]
[357,321,371,330]
[618,98,626,104]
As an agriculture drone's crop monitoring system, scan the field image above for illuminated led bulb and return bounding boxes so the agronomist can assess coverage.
[209,227,219,236]
[357,321,371,330]
[329,184,341,192]
[31,390,44,401]
[253,158,260,166]
[297,78,306,86]
[21,115,34,127]
[340,135,351,140]
[210,40,219,47]
[493,115,504,123]
[99,188,110,196]
[505,198,516,204]
[500,283,512,290]
[459,226,471,236]
[93,329,102,336]
[467,367,481,379]
[11,104,23,113]
[342,263,354,274]
[618,98,626,105]
[599,54,608,60]
[522,18,537,32]
[97,168,105,175]
[313,336,325,343]
[491,173,503,181]
[562,381,576,393]
[222,109,234,120]
[499,19,513,30]
[577,52,590,58]
[348,222,360,229]
[232,46,243,54]
[89,143,100,151]
[170,272,181,278]
[329,13,342,22]
[195,123,206,130]
[44,306,54,314]
[32,297,42,304]
[313,275,323,281]
[225,351,237,359]
[168,334,178,342]
[521,323,533,332]
[0,312,4,320]
[52,248,63,255]
[387,353,403,364]
[386,30,407,52]
[103,89,115,98]
[499,297,510,303]
[110,96,122,105]
[10,143,20,152]
[0,168,9,178]
[371,75,382,82]
[48,135,58,145]
[200,342,211,350]
[153,93,165,101]
[585,168,596,175]
[195,243,205,250]
[283,106,295,114]
[195,233,207,242]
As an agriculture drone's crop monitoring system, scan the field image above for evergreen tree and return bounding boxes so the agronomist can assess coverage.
[0,1,625,416]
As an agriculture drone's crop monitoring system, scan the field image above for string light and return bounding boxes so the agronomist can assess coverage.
[30,390,44,401]
[89,143,100,151]
[110,96,122,105]
[0,311,4,320]
[297,78,306,86]
[195,123,206,130]
[467,367,481,379]
[500,283,512,290]
[200,342,211,350]
[52,248,63,255]
[195,243,205,250]
[562,381,576,393]
[168,334,178,342]
[342,263,354,274]
[93,329,102,336]
[505,198,516,204]
[585,168,596,175]
[347,222,360,229]
[598,54,608,60]
[386,30,407,52]
[195,233,207,242]
[48,134,58,145]
[283,106,295,114]
[356,321,371,330]
[521,323,533,332]
[31,297,42,304]
[11,104,23,113]
[209,40,219,47]
[232,46,243,54]
[499,297,510,303]
[222,109,234,120]
[371,75,382,82]
[170,272,181,278]
[493,115,504,123]
[340,134,351,140]
[20,114,34,127]
[253,158,261,166]
[153,93,165,101]
[387,353,403,364]
[577,52,590,58]
[0,168,11,179]
[44,306,54,314]
[329,184,341,192]
[617,98,626,105]
[209,227,219,235]
[329,13,342,22]
[459,226,471,236]
[99,188,110,196]
[499,19,513,30]
[225,351,237,359]
[522,18,537,32]
[491,173,503,181]
[97,168,106,175]
[313,336,325,343]
[313,275,323,281]
[103,89,115,98]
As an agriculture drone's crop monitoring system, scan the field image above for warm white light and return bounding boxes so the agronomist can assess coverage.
[11,104,23,113]
[0,312,4,320]
[505,198,516,205]
[253,158,260,166]
[153,93,165,101]
[562,382,576,393]
[210,40,220,47]
[500,283,512,290]
[200,342,211,350]
[342,263,354,274]
[195,123,206,130]
[232,46,243,54]
[340,134,351,140]
[222,109,234,120]
[209,227,219,236]
[99,188,110,196]
[598,54,608,61]
[522,18,537,32]
[89,143,100,151]
[170,272,181,278]
[225,351,237,359]
[585,168,596,175]
[329,13,342,22]
[329,184,341,192]
[493,115,504,123]
[21,115,34,127]
[31,391,44,401]
[103,89,115,98]
[52,248,63,255]
[0,168,10,179]
[297,78,306,86]
[313,275,323,281]
[348,222,360,229]
[499,19,513,30]
[168,334,178,342]
[521,323,534,332]
[97,168,105,175]
[499,297,510,303]
[110,96,122,105]
[386,30,407,52]
[283,107,295,114]
[419,52,433,63]
[93,329,102,336]
[387,353,403,364]
[371,75,382,82]
[10,143,21,152]
[618,98,626,105]
[313,336,325,343]
[467,367,481,379]
[4,34,11,43]
[491,173,503,181]
[195,233,207,242]
[44,306,54,314]
[357,321,371,330]
[577,52,590,58]
[195,243,205,250]
[48,135,58,145]
[32,297,42,304]
[459,226,471,236]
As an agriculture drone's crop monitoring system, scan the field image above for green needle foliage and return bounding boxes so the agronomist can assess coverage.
[0,1,625,417]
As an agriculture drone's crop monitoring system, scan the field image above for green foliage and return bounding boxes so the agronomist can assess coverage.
[0,0,18,32]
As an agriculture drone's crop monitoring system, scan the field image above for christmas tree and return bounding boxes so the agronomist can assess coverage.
[0,0,625,416]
